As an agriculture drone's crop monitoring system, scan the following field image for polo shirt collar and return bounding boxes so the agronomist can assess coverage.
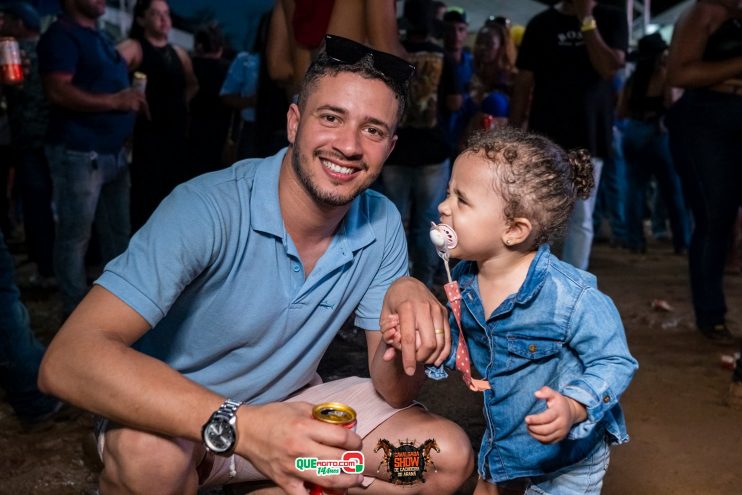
[250,148,376,253]
[250,148,285,238]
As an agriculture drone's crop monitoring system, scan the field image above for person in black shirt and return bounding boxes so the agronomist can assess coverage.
[510,0,627,270]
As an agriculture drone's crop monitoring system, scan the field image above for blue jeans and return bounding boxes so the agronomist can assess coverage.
[622,120,690,253]
[594,125,628,243]
[381,161,450,287]
[561,158,603,270]
[46,146,131,315]
[526,438,611,495]
[667,90,742,327]
[17,147,55,277]
[0,230,58,419]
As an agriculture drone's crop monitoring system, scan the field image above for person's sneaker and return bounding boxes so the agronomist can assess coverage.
[724,380,742,409]
[698,324,735,344]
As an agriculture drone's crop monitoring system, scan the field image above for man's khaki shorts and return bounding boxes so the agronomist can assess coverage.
[96,375,418,488]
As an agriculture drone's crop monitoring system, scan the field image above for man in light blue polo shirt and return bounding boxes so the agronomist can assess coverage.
[40,36,474,494]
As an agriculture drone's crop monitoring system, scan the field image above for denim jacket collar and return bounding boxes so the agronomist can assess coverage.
[457,244,551,318]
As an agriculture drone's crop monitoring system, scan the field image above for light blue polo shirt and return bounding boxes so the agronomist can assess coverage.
[95,149,408,404]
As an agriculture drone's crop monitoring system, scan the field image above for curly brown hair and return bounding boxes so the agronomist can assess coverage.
[464,127,594,248]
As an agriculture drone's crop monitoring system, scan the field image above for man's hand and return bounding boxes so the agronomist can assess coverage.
[381,277,451,375]
[112,88,150,118]
[238,402,364,495]
[524,386,588,444]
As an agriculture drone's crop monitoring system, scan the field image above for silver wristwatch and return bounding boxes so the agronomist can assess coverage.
[201,399,242,456]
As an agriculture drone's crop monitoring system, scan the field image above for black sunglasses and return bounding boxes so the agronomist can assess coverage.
[324,34,415,87]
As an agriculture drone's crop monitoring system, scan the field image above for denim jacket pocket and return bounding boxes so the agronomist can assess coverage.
[506,336,563,371]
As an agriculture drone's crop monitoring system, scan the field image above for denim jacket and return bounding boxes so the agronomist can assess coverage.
[427,244,638,482]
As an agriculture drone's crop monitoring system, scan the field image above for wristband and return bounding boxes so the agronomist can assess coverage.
[580,15,597,33]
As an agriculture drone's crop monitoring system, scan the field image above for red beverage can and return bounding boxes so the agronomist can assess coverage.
[481,114,495,130]
[308,402,358,495]
[0,37,23,85]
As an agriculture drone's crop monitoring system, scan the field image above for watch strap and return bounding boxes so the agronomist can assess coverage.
[214,398,242,420]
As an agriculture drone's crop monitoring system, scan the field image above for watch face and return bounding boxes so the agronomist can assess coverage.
[204,418,235,453]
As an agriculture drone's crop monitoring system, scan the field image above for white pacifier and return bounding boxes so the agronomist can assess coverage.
[430,222,458,282]
[430,222,458,252]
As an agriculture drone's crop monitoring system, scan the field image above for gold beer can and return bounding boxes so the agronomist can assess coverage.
[312,402,357,430]
[132,71,147,93]
[308,402,358,495]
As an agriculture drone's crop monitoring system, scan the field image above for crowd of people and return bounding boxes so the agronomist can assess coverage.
[0,0,740,493]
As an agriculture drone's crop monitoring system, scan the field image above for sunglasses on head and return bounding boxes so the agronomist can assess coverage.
[323,34,415,87]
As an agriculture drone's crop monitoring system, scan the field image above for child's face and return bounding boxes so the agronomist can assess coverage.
[437,151,509,262]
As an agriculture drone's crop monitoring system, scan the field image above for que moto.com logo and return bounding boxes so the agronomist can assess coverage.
[295,451,365,476]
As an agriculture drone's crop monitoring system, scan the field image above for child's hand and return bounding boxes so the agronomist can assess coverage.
[524,386,587,444]
[379,314,422,362]
[381,314,401,361]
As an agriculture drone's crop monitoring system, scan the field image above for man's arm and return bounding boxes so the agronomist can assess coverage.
[575,0,625,80]
[581,27,625,80]
[509,69,534,129]
[367,277,451,406]
[39,286,219,437]
[40,286,364,495]
[42,72,146,113]
[367,330,426,408]
[117,38,143,70]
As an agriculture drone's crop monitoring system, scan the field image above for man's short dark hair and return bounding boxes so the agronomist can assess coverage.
[298,51,410,126]
[443,9,467,25]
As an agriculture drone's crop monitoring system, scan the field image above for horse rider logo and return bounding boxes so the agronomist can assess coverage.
[374,438,439,485]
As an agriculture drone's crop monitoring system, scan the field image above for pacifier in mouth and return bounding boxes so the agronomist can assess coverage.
[430,222,458,283]
[429,222,458,253]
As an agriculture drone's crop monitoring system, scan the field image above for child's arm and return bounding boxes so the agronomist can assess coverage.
[557,288,639,439]
[524,386,588,444]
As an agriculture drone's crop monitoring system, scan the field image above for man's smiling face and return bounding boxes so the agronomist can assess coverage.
[287,72,399,207]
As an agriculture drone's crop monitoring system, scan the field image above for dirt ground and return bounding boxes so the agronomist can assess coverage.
[1,239,741,494]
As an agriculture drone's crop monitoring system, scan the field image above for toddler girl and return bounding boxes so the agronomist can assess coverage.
[383,127,638,494]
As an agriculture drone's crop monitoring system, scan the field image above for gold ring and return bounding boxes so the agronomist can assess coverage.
[434,328,445,335]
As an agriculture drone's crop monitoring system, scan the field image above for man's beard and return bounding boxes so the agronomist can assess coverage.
[290,135,378,207]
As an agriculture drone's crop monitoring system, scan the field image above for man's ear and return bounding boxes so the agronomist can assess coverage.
[503,217,533,247]
[286,103,300,144]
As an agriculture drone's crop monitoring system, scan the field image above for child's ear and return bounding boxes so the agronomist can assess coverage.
[503,217,533,247]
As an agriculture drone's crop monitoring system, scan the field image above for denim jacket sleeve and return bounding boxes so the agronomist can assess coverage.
[560,286,638,440]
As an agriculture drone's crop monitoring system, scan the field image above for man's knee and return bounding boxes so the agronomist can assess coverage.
[100,427,199,494]
[421,415,475,491]
[374,409,475,493]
